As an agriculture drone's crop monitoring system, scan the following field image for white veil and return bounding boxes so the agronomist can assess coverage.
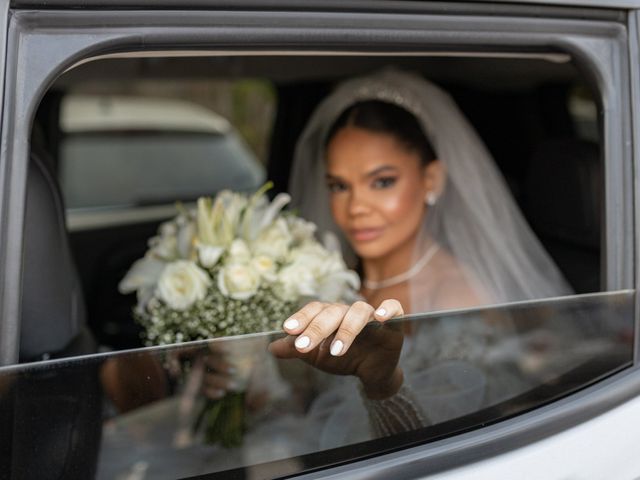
[289,68,571,310]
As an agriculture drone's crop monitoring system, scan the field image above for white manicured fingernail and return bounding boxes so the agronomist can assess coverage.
[295,336,310,349]
[330,340,344,356]
[376,308,387,316]
[283,318,299,330]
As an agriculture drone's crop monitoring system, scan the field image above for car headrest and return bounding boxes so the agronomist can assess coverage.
[524,138,601,250]
[20,142,86,361]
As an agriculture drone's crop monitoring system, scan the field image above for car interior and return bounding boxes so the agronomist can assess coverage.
[29,52,603,355]
[7,50,607,479]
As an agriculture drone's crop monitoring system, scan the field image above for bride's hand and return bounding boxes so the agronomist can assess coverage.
[268,299,405,399]
[283,299,403,355]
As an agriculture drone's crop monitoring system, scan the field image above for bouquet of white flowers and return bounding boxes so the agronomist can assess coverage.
[118,183,359,447]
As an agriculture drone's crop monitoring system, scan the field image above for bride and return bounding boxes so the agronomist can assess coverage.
[268,68,571,406]
[97,69,575,477]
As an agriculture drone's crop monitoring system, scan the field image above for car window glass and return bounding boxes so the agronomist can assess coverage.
[27,54,608,357]
[0,291,632,479]
[10,11,631,477]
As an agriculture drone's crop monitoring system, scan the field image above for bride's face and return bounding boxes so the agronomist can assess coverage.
[325,126,432,260]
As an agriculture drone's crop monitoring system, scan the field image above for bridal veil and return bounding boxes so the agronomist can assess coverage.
[289,68,571,310]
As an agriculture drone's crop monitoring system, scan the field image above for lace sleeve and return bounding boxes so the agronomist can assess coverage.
[360,384,429,437]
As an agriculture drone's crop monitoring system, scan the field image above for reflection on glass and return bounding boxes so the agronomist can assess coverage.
[0,292,634,479]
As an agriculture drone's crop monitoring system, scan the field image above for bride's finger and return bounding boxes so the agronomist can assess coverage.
[329,301,375,356]
[294,303,348,352]
[268,336,306,359]
[282,301,326,334]
[373,299,404,322]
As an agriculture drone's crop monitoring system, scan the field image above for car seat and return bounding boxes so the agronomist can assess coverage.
[524,138,602,294]
[0,124,102,479]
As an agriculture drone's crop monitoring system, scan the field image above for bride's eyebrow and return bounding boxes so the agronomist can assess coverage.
[325,173,345,182]
[325,166,398,182]
[365,165,398,178]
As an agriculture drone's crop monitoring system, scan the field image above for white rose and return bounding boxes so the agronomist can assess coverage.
[157,260,211,311]
[279,243,360,302]
[288,242,328,275]
[218,263,261,300]
[253,218,292,260]
[251,255,277,282]
[197,243,224,268]
[276,261,318,301]
[228,239,252,263]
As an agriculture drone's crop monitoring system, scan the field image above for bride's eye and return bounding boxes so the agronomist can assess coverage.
[327,180,348,193]
[372,176,397,189]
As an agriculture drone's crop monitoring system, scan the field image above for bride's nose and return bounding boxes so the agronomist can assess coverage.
[348,187,371,216]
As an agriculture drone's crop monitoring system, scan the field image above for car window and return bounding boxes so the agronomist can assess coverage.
[0,291,632,479]
[35,53,608,351]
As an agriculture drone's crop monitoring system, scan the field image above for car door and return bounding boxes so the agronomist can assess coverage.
[0,1,637,479]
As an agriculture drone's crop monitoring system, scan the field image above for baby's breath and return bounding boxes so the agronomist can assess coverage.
[137,275,298,346]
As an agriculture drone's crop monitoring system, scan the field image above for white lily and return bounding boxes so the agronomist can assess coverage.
[197,242,224,268]
[118,255,168,309]
[288,216,317,245]
[217,190,248,233]
[176,217,196,259]
[118,255,167,294]
[252,217,292,261]
[196,196,235,249]
[240,183,291,242]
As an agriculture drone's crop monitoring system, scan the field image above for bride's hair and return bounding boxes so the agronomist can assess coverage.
[325,100,437,166]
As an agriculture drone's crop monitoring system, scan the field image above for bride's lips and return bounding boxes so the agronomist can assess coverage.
[350,227,384,242]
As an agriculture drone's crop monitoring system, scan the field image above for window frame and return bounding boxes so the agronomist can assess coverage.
[630,9,640,376]
[0,2,636,475]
